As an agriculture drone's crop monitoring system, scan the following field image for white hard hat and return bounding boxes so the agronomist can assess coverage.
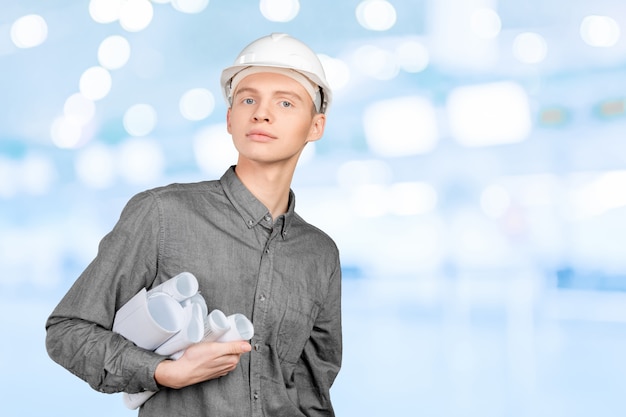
[220,33,332,114]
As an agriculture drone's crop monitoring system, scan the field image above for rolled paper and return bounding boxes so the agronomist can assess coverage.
[169,309,230,360]
[117,272,254,410]
[113,289,184,351]
[147,272,199,302]
[203,309,231,341]
[124,391,155,410]
[182,292,208,318]
[154,303,205,356]
[123,309,236,410]
[219,313,255,342]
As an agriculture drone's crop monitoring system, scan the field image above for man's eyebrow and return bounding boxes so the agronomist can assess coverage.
[233,86,258,97]
[234,86,305,102]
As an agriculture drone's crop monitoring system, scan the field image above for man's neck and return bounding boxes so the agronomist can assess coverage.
[234,160,296,219]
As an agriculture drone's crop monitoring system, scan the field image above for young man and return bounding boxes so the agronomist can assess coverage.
[46,33,342,416]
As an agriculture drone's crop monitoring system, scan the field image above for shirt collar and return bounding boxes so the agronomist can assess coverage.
[219,166,294,239]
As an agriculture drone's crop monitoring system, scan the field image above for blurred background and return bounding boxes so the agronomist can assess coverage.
[1,0,626,416]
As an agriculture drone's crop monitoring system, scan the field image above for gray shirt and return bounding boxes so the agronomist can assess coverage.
[45,166,342,416]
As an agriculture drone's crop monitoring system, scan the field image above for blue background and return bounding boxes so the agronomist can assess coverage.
[1,1,626,416]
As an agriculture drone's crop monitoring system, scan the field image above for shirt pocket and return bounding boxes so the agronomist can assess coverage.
[276,293,321,365]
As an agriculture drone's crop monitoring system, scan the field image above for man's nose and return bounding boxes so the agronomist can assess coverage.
[252,102,271,122]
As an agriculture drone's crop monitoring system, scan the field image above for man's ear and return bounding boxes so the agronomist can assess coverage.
[226,108,232,134]
[306,113,326,143]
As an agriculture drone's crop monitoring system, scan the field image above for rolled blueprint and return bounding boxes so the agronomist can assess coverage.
[202,309,230,342]
[113,289,184,351]
[116,272,255,410]
[182,292,208,318]
[220,313,255,342]
[147,272,199,302]
[123,309,248,410]
[154,303,205,356]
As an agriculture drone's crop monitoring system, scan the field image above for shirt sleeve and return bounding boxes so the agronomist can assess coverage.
[45,190,166,394]
[294,257,343,416]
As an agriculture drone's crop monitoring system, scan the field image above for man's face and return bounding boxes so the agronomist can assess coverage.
[226,72,325,167]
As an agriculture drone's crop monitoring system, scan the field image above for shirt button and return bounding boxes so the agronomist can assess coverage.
[247,219,254,226]
[254,343,261,351]
[259,294,266,301]
[264,215,271,222]
[253,392,259,400]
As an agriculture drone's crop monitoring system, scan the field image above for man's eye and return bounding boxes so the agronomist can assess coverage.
[280,101,292,108]
[244,98,255,104]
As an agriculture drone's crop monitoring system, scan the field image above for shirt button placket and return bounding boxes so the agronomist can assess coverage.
[253,221,275,415]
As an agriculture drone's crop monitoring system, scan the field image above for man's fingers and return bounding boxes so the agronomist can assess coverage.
[225,340,251,355]
[185,340,250,362]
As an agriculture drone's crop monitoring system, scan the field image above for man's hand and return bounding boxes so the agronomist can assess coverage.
[154,341,252,389]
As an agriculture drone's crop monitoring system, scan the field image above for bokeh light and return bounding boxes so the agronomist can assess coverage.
[123,104,158,136]
[51,116,84,149]
[580,15,621,47]
[513,32,548,64]
[172,0,210,14]
[447,81,532,147]
[356,0,397,31]
[89,0,123,24]
[395,39,430,73]
[259,0,300,22]
[79,66,112,101]
[470,7,501,40]
[179,88,215,121]
[353,44,398,80]
[119,0,154,32]
[363,96,438,157]
[10,14,48,49]
[64,93,96,126]
[98,35,131,70]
